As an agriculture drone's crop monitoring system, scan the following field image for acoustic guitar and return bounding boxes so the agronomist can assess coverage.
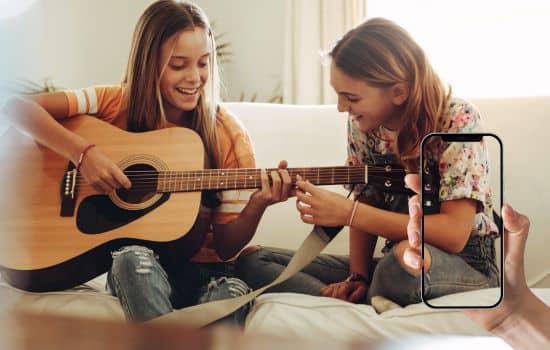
[0,115,409,292]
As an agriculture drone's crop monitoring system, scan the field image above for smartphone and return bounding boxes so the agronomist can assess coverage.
[420,133,503,308]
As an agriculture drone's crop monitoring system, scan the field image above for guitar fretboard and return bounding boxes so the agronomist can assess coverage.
[155,166,366,192]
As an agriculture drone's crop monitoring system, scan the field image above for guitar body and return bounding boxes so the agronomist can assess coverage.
[0,116,207,292]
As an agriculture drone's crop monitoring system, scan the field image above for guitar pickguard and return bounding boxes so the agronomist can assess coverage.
[76,193,170,234]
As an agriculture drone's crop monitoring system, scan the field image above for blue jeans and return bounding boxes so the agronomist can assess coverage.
[106,245,252,325]
[237,236,498,306]
[236,247,350,296]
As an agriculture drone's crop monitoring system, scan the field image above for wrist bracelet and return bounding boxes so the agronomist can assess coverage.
[345,273,369,284]
[348,200,359,227]
[76,144,96,172]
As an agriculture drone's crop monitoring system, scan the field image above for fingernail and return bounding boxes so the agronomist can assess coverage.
[412,256,422,268]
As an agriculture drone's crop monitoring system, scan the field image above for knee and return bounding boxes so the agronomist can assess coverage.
[110,245,157,278]
[235,247,267,275]
[392,240,431,277]
[199,277,252,303]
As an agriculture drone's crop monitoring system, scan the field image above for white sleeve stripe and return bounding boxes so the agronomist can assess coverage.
[85,87,98,114]
[217,203,247,213]
[74,89,87,114]
[219,190,253,201]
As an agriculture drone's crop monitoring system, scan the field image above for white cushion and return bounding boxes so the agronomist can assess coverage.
[0,273,124,320]
[2,273,549,345]
[245,288,550,343]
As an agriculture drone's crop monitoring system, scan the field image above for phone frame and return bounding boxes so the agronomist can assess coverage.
[420,132,504,309]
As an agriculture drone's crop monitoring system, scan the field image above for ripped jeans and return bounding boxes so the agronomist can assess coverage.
[106,245,252,324]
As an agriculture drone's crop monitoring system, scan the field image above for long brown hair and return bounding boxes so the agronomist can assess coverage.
[123,0,221,168]
[330,17,450,171]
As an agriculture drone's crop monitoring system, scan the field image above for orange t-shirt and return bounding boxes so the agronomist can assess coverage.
[63,85,256,262]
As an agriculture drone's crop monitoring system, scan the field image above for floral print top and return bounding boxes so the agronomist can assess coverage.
[346,97,499,238]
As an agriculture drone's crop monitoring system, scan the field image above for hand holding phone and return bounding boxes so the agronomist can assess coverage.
[419,133,503,308]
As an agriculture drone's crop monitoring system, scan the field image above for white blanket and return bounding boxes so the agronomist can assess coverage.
[2,273,548,346]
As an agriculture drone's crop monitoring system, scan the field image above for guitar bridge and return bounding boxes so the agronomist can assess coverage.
[60,162,78,217]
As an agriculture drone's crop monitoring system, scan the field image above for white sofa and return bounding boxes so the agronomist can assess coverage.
[1,99,549,345]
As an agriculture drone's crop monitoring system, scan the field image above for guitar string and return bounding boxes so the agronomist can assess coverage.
[70,165,407,175]
[73,171,406,184]
[72,174,407,191]
[72,170,408,190]
[74,168,408,180]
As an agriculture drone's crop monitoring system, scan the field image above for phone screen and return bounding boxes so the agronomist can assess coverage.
[420,133,503,308]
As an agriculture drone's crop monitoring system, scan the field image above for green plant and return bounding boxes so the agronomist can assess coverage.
[238,81,283,104]
[214,31,232,64]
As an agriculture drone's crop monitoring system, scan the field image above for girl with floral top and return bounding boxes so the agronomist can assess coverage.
[237,17,499,306]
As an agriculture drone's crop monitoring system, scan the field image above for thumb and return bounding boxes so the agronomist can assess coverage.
[502,203,530,285]
[296,174,317,194]
[349,284,366,302]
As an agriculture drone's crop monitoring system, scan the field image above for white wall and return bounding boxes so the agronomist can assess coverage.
[0,0,284,103]
[0,0,154,93]
[195,0,284,102]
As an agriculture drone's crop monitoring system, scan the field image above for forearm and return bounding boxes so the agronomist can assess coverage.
[349,227,377,279]
[213,200,266,260]
[352,203,470,253]
[3,96,87,163]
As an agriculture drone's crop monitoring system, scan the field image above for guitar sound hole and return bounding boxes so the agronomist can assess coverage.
[116,164,159,204]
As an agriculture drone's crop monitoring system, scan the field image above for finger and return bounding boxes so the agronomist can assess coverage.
[408,193,421,211]
[260,168,270,193]
[502,203,529,236]
[406,226,421,249]
[270,170,282,202]
[289,174,302,198]
[334,284,351,299]
[407,198,422,249]
[403,247,423,270]
[102,174,119,193]
[296,199,314,216]
[278,160,288,169]
[349,285,367,303]
[296,190,314,207]
[300,213,316,225]
[502,203,530,282]
[114,169,132,189]
[340,283,355,299]
[295,175,318,195]
[279,168,292,202]
[320,285,333,297]
[405,174,421,194]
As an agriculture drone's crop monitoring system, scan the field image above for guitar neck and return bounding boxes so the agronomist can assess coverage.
[156,166,367,193]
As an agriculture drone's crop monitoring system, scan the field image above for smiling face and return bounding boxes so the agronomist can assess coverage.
[158,27,211,123]
[330,62,402,133]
